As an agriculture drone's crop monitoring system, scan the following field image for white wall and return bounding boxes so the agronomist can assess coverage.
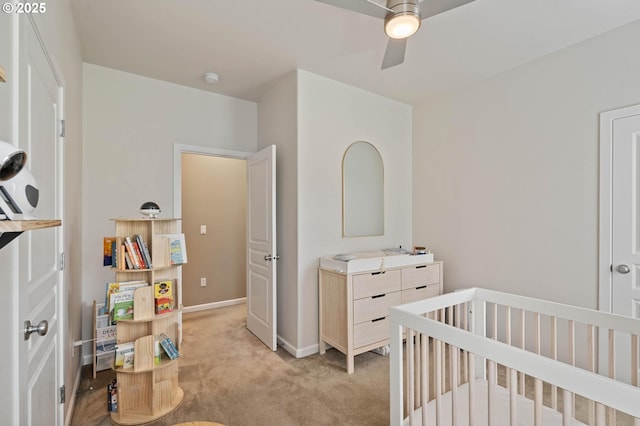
[257,71,299,351]
[81,64,257,351]
[413,20,640,309]
[257,70,412,355]
[297,70,412,353]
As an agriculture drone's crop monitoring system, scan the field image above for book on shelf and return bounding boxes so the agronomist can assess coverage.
[103,237,116,267]
[134,234,153,269]
[157,332,180,360]
[107,379,118,412]
[104,280,147,314]
[114,342,134,369]
[123,249,134,270]
[132,237,147,269]
[153,233,188,266]
[111,290,135,322]
[96,340,116,354]
[116,243,125,270]
[96,324,117,347]
[154,336,161,365]
[154,280,174,314]
[123,236,143,269]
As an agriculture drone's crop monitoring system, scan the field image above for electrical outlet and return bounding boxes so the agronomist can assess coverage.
[200,277,207,287]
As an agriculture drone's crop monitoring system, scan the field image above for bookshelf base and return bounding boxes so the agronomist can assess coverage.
[110,386,183,425]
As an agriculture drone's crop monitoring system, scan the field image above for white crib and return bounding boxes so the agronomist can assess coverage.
[389,288,640,426]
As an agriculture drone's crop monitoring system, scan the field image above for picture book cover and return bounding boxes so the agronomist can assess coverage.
[157,332,180,360]
[114,342,134,369]
[111,290,135,322]
[103,237,116,267]
[154,280,173,299]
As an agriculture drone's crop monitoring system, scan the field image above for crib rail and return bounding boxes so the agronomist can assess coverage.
[389,288,640,426]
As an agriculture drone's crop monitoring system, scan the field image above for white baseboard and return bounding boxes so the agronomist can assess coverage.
[82,352,93,366]
[277,336,318,358]
[65,357,84,426]
[182,297,246,313]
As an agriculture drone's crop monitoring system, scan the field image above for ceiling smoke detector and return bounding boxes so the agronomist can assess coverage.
[203,72,219,84]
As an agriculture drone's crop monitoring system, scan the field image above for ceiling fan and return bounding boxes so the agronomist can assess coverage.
[315,0,477,69]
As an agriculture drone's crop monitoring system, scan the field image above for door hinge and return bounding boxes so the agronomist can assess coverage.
[59,385,65,404]
[59,119,65,138]
[59,252,65,271]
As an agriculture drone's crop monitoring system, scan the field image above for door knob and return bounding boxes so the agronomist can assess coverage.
[24,319,48,340]
[616,264,631,274]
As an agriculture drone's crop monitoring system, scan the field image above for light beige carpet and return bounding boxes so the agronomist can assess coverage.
[71,303,630,425]
[70,303,390,426]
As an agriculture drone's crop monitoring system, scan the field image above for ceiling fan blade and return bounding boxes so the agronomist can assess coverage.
[381,38,406,70]
[419,0,476,19]
[314,0,388,20]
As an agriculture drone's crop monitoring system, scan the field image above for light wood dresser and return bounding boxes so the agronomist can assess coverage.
[319,260,443,373]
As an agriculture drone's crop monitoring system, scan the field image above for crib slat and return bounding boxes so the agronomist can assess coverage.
[550,316,558,410]
[509,368,517,426]
[488,360,496,426]
[421,334,428,426]
[568,319,576,419]
[468,353,476,426]
[608,329,616,426]
[534,378,542,426]
[462,302,469,383]
[451,344,459,426]
[631,334,638,386]
[595,403,605,426]
[491,304,498,385]
[534,312,540,355]
[588,324,595,425]
[439,308,446,393]
[519,309,525,395]
[506,307,512,390]
[414,332,421,407]
[436,338,443,426]
[561,388,571,426]
[407,328,415,426]
[491,303,498,340]
[632,331,639,426]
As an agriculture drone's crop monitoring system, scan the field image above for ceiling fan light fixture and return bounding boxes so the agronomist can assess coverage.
[384,7,421,39]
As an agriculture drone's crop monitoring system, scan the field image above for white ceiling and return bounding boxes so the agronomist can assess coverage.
[70,0,640,105]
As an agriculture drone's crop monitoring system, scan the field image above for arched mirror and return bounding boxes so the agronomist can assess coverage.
[342,141,384,237]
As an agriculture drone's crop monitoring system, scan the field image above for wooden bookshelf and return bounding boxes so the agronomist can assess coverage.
[109,218,183,425]
[0,219,61,249]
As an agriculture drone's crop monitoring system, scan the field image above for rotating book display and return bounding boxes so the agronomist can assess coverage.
[109,218,185,425]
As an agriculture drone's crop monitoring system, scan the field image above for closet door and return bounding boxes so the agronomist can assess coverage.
[17,15,64,426]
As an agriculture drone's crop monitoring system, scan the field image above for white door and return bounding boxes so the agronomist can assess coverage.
[611,111,640,319]
[18,16,64,426]
[246,145,277,351]
[601,107,640,384]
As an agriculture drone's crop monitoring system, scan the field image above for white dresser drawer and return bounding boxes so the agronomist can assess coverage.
[353,269,401,299]
[354,317,389,348]
[401,283,440,304]
[401,263,440,289]
[353,291,401,324]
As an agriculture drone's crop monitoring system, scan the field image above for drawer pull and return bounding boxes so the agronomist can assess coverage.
[371,271,386,275]
[371,294,386,299]
[372,317,386,322]
[416,285,427,290]
[415,265,427,269]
